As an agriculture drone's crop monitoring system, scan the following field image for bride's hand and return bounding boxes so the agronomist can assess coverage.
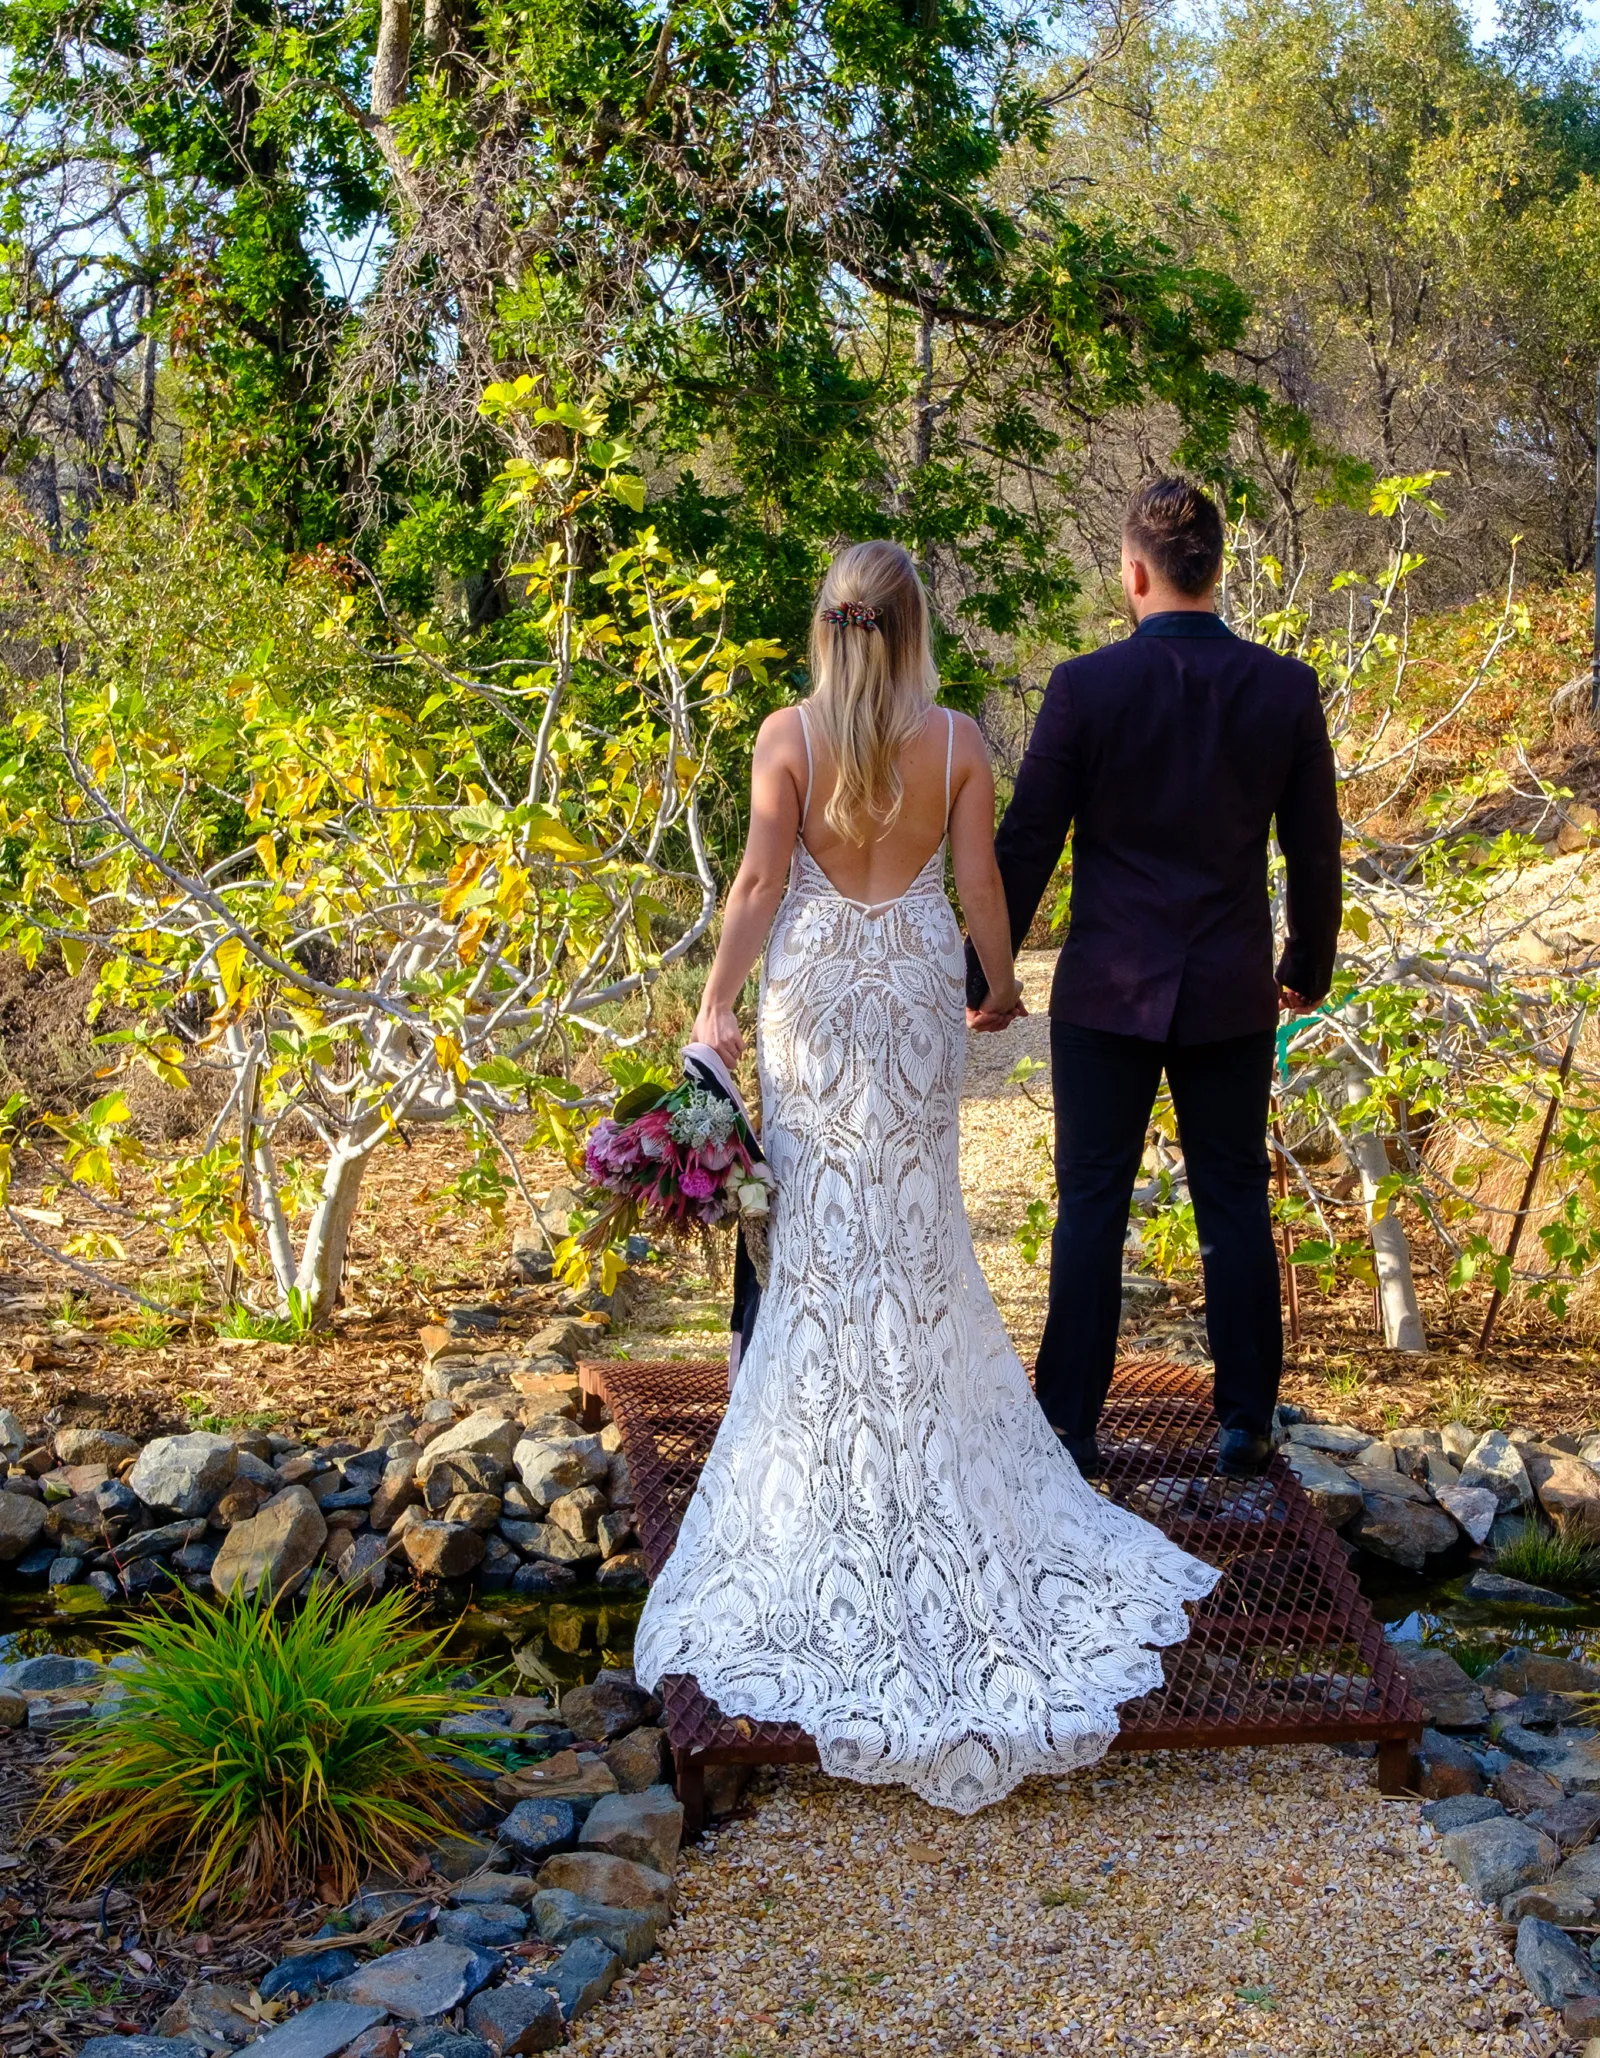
[693,996,744,1068]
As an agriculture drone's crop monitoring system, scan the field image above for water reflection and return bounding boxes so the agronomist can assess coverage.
[1361,1557,1600,1668]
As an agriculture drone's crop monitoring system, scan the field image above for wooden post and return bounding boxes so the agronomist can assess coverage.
[1478,1017,1584,1358]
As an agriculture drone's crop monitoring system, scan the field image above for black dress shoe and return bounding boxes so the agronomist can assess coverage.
[1056,1431,1102,1478]
[1217,1429,1273,1479]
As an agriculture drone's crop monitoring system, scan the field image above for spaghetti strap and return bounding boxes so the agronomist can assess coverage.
[797,705,815,829]
[942,707,955,829]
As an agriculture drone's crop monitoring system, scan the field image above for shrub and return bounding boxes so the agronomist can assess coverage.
[1490,1520,1600,1593]
[41,1582,488,1918]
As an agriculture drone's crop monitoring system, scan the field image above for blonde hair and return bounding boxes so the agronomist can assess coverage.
[807,541,939,843]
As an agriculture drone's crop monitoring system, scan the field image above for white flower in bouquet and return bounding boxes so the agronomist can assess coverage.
[738,1180,771,1216]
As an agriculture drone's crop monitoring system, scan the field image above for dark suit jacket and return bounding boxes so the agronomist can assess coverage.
[966,612,1342,1044]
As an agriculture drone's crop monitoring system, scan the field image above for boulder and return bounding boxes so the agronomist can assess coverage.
[1436,1483,1499,1544]
[1463,1569,1574,1610]
[1349,1488,1459,1572]
[1481,1650,1600,1696]
[535,1850,671,1913]
[406,2035,487,2058]
[606,1727,668,1793]
[154,1983,259,2048]
[578,1784,683,1875]
[1388,1642,1488,1731]
[1503,1882,1599,1925]
[499,1797,581,1862]
[1494,1761,1565,1814]
[1281,1448,1362,1527]
[1421,1793,1503,1832]
[453,1873,538,1907]
[526,1318,603,1363]
[54,1425,140,1468]
[544,1486,607,1543]
[513,1436,608,1506]
[368,1455,420,1532]
[436,1904,528,1947]
[127,1433,237,1517]
[560,1669,660,1742]
[442,1494,504,1534]
[1528,1793,1600,1849]
[0,1488,49,1561]
[533,1936,622,2022]
[1516,1917,1600,2010]
[1552,1847,1600,1898]
[336,1532,392,1596]
[2,1653,102,1690]
[1458,1431,1535,1513]
[495,1751,617,1818]
[228,2004,387,2058]
[530,1888,662,1968]
[332,1939,499,2020]
[425,1454,508,1509]
[510,1561,577,1598]
[211,1486,327,1600]
[596,1551,649,1591]
[1438,1816,1559,1902]
[0,1406,26,1460]
[402,1521,486,1580]
[1283,1423,1372,1458]
[464,1986,563,2056]
[1525,1450,1600,1540]
[414,1411,520,1486]
[257,1950,360,2003]
[80,2042,207,2058]
[501,1520,598,1568]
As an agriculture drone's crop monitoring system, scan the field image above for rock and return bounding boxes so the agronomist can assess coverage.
[414,1411,520,1486]
[1285,1423,1372,1458]
[127,1433,237,1517]
[596,1551,650,1591]
[1482,1651,1600,1696]
[332,1939,498,2020]
[526,1318,603,1363]
[1458,1431,1535,1513]
[510,1561,576,1598]
[605,1728,668,1793]
[368,1455,420,1532]
[54,1425,140,1467]
[1439,1816,1559,1902]
[478,1535,520,1589]
[465,1986,563,2056]
[335,1532,392,1596]
[545,1486,606,1542]
[1281,1447,1363,1526]
[80,2042,208,2058]
[499,1797,581,1862]
[1436,1483,1499,1544]
[427,1832,507,1881]
[507,1226,556,1287]
[154,1983,259,2049]
[0,1489,49,1561]
[1347,1443,1399,1477]
[1504,1882,1599,1924]
[530,1889,662,1968]
[495,1751,617,1817]
[403,1522,485,1580]
[1529,1793,1600,1848]
[453,1873,538,1907]
[1553,1847,1600,1897]
[1421,1793,1503,1831]
[595,1510,635,1557]
[2,1653,103,1690]
[425,1455,508,1509]
[236,2004,389,2058]
[1525,1450,1600,1540]
[578,1784,682,1875]
[1388,1643,1488,1731]
[117,1517,210,1563]
[331,2031,397,2058]
[560,1670,660,1743]
[0,1687,26,1728]
[436,1904,528,1947]
[1516,1917,1600,2009]
[442,1493,503,1534]
[47,1553,85,1586]
[258,1951,361,2003]
[1350,1489,1459,1572]
[1495,1761,1565,1814]
[0,1406,26,1459]
[533,1935,622,2022]
[534,1851,672,1913]
[512,1436,608,1507]
[211,1486,327,1600]
[1463,1569,1575,1610]
[503,1520,598,1568]
[406,2035,488,2058]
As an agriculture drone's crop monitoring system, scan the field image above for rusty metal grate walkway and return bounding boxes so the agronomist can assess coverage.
[578,1354,1423,1834]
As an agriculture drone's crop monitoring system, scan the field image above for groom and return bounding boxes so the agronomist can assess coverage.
[967,477,1342,1479]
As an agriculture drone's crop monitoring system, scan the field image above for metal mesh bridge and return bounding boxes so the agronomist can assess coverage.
[578,1354,1423,1834]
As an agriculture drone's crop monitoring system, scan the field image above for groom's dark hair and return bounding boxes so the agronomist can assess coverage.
[1123,476,1224,596]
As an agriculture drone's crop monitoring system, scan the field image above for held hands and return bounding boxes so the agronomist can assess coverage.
[966,982,1027,1033]
[1279,986,1315,1016]
[693,995,744,1068]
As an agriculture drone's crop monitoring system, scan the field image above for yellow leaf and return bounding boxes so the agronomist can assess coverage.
[434,1034,467,1082]
[60,935,89,977]
[255,835,279,880]
[457,909,492,963]
[524,811,597,862]
[216,935,246,1000]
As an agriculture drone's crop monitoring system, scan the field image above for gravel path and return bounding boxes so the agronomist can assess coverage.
[579,948,1553,2057]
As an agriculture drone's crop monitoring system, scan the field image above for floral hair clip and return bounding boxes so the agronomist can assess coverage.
[821,602,880,631]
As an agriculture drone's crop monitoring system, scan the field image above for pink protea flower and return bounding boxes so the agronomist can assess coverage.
[679,1167,718,1200]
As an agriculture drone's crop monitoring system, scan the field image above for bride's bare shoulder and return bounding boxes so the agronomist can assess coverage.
[753,705,809,764]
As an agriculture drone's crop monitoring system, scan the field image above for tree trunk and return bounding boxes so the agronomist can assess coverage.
[1344,1074,1426,1351]
[372,0,413,117]
[292,1132,379,1323]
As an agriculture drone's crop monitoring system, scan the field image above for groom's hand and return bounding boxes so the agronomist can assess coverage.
[967,991,1027,1032]
[1279,986,1316,1015]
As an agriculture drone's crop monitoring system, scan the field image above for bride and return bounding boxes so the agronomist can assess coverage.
[631,540,1218,1814]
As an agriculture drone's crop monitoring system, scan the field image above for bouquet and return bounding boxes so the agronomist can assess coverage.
[578,1067,775,1282]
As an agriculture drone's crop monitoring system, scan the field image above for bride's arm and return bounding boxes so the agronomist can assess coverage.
[691,711,804,1066]
[949,720,1024,1022]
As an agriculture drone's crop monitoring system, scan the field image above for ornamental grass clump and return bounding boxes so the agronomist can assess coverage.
[1490,1519,1600,1592]
[41,1580,489,1919]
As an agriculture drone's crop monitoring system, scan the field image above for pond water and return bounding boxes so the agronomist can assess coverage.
[0,1579,645,1696]
[1359,1554,1600,1672]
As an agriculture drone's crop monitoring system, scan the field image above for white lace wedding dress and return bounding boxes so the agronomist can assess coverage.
[632,711,1220,1813]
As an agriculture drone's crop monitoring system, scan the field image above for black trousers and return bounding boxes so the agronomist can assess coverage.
[1036,1020,1282,1440]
